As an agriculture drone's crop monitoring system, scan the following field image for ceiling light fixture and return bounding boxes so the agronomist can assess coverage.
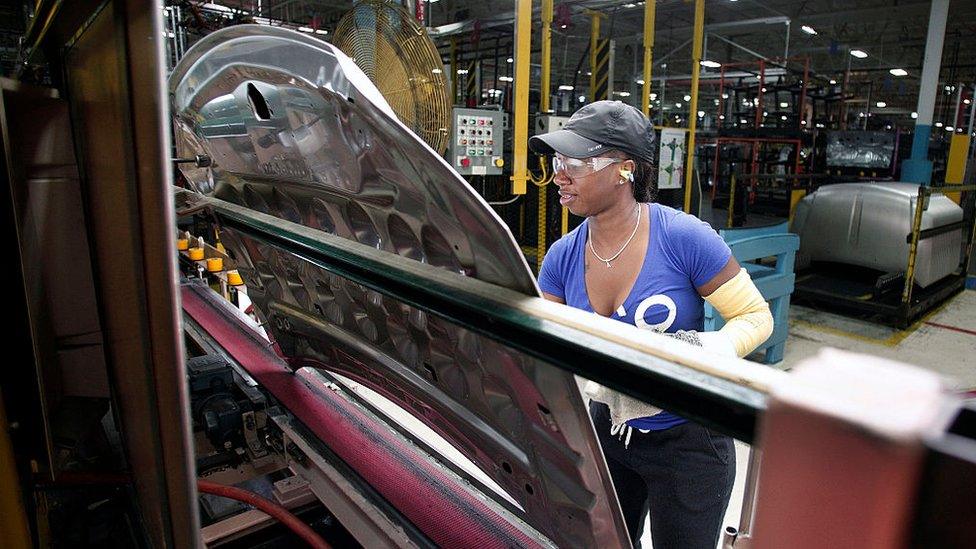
[876,101,886,108]
[683,94,691,101]
[700,60,721,68]
[889,68,908,77]
[850,49,868,58]
[801,25,817,35]
[558,85,574,91]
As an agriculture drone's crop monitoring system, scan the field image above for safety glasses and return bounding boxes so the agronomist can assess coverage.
[551,154,624,178]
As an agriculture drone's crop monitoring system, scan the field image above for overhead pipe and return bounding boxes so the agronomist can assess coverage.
[683,0,704,213]
[450,38,458,105]
[953,82,963,131]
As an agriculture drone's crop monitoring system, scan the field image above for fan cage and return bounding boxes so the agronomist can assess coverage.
[333,1,450,154]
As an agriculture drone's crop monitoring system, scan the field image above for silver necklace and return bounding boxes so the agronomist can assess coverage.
[588,203,641,268]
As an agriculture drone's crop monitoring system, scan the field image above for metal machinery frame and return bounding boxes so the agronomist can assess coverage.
[4,0,197,546]
[708,57,812,220]
[3,2,976,548]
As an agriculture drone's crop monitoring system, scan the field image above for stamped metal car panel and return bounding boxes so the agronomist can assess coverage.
[170,25,535,294]
[171,26,629,548]
[792,182,964,287]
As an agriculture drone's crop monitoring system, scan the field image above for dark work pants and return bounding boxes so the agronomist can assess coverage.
[590,402,735,549]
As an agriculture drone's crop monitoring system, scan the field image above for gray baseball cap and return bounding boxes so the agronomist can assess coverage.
[529,100,656,163]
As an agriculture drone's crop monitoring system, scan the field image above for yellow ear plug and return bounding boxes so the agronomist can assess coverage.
[619,168,634,181]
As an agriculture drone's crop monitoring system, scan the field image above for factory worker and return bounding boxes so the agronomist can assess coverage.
[530,100,772,549]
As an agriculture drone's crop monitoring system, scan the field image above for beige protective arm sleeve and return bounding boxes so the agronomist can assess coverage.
[702,268,774,358]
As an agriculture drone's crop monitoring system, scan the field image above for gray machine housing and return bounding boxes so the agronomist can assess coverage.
[535,114,569,135]
[792,182,964,288]
[449,107,505,176]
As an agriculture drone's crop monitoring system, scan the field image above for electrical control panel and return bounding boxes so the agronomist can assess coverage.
[449,107,505,176]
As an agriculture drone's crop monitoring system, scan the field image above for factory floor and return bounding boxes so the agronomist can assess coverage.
[779,288,976,390]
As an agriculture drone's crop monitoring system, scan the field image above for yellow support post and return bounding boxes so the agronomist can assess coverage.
[538,0,554,269]
[537,188,547,270]
[641,1,656,116]
[945,133,970,204]
[789,188,807,223]
[683,0,704,213]
[902,186,928,306]
[541,0,553,113]
[511,0,532,195]
[587,10,606,101]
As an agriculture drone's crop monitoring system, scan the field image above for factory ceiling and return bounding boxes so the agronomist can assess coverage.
[7,1,974,119]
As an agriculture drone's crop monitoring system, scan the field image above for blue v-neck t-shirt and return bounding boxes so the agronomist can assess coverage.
[538,203,732,430]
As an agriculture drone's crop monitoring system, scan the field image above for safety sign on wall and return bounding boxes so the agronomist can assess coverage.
[658,128,686,190]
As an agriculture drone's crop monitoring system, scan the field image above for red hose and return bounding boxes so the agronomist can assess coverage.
[197,479,331,549]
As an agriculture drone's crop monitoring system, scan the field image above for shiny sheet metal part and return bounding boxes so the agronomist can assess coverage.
[792,183,964,287]
[170,25,535,295]
[825,131,895,169]
[170,27,631,547]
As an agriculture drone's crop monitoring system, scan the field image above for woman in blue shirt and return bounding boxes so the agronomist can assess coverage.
[530,101,773,549]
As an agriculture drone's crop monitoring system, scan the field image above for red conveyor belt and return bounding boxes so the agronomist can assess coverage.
[181,282,541,548]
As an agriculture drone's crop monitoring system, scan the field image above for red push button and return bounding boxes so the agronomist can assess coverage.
[460,157,471,167]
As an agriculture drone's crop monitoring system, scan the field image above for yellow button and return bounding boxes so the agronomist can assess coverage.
[494,157,505,168]
[227,270,244,286]
[177,238,189,251]
[188,247,205,261]
[206,257,223,272]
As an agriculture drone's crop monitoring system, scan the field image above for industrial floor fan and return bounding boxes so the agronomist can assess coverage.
[332,0,450,154]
